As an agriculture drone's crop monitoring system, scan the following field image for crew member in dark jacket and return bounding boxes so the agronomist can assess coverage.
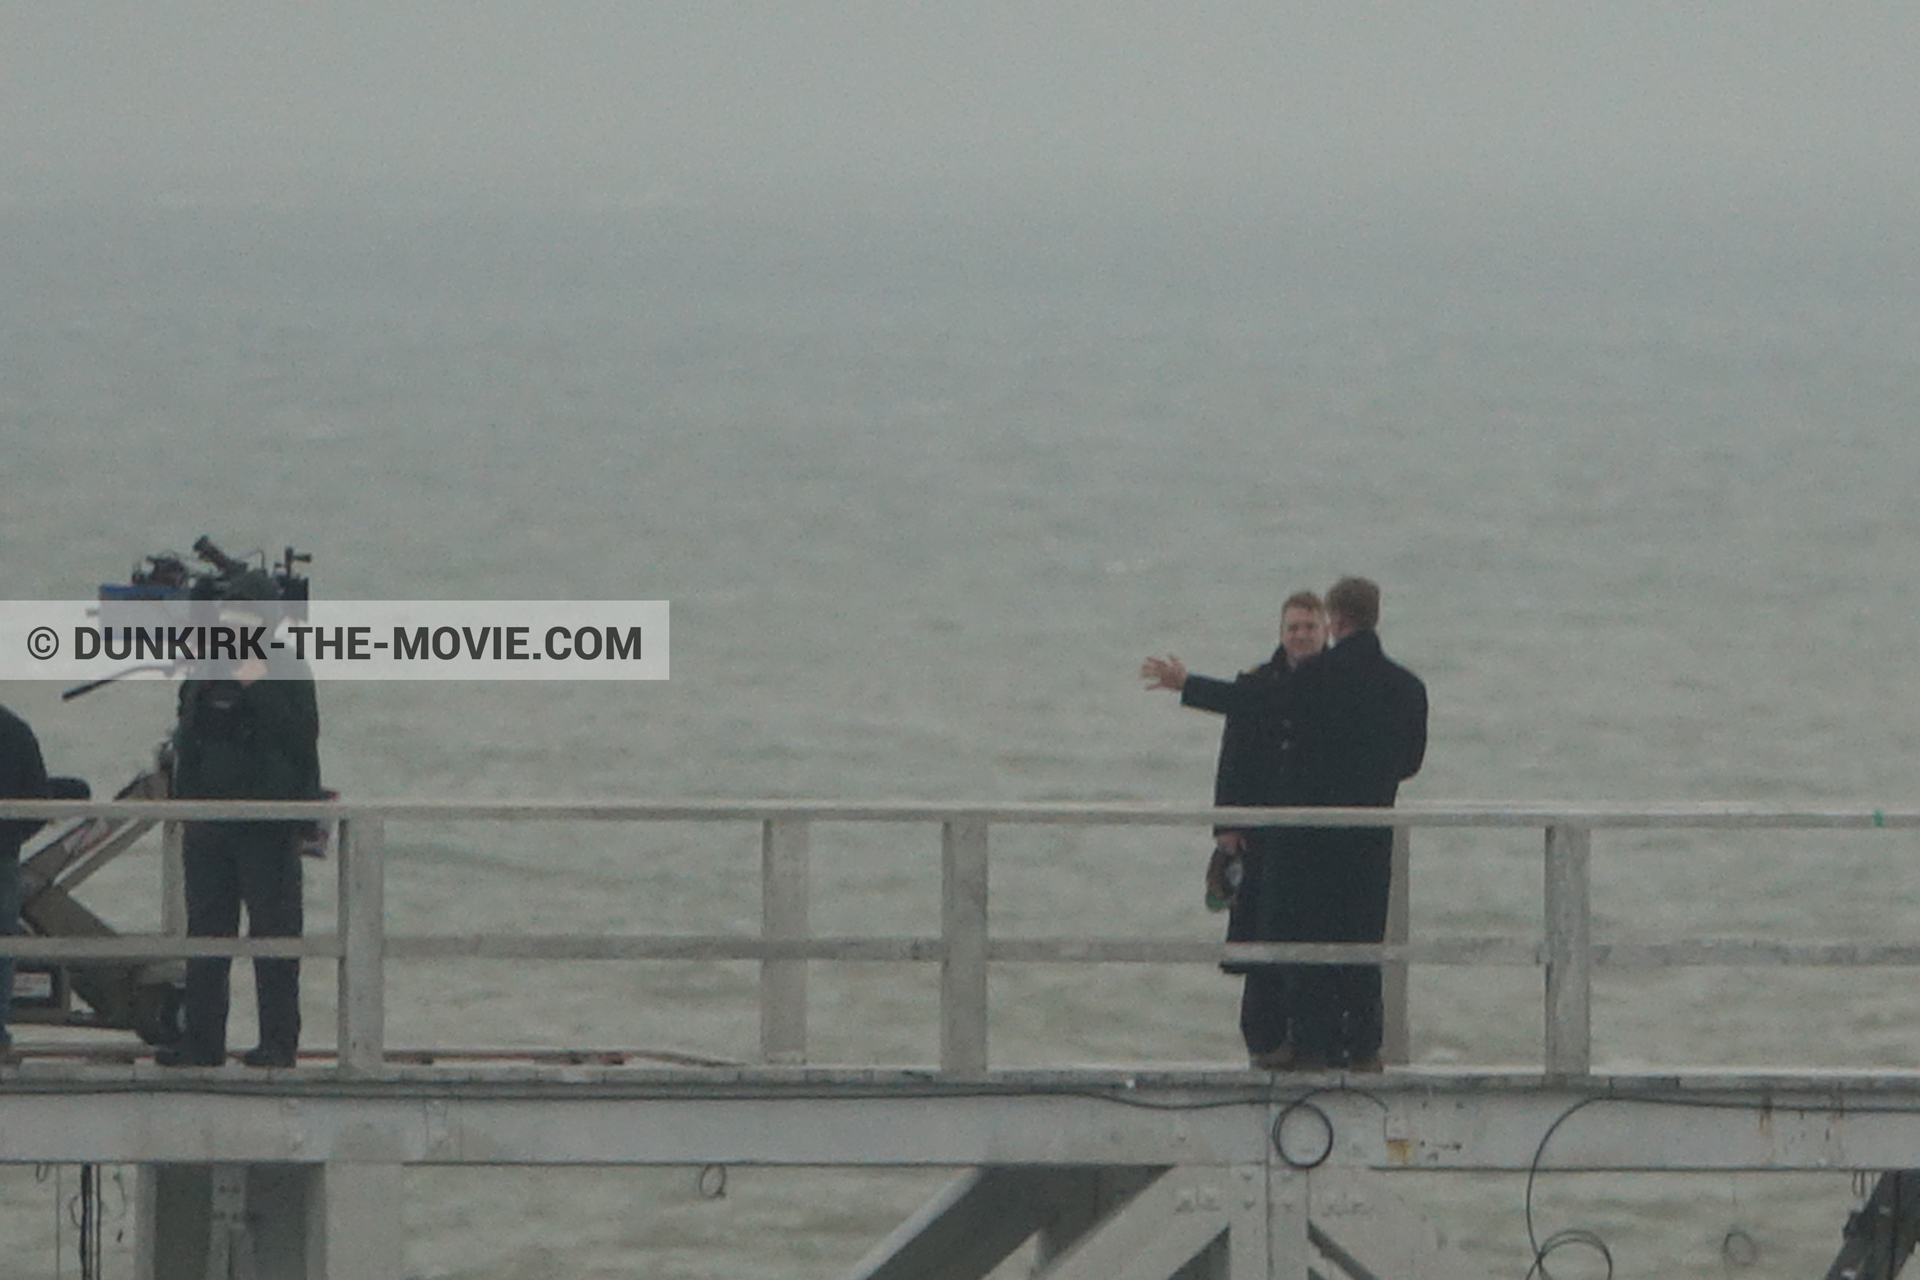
[1142,592,1328,1066]
[1279,577,1427,1069]
[0,704,53,1055]
[159,576,322,1068]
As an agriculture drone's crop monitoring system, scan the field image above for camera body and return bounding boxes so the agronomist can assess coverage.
[97,537,312,626]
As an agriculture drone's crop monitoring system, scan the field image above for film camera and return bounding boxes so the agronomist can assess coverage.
[101,536,312,616]
[65,537,316,702]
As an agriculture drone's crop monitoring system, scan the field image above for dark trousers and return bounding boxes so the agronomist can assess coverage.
[182,821,303,1060]
[0,849,18,1043]
[1237,828,1391,1063]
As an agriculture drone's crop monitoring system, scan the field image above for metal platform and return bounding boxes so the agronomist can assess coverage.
[12,1057,1920,1280]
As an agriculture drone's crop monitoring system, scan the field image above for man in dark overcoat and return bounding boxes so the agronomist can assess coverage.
[0,704,53,1057]
[157,575,322,1069]
[1277,577,1427,1069]
[1141,592,1328,1066]
[0,705,91,1058]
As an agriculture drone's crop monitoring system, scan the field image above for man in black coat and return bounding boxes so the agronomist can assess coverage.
[158,577,323,1069]
[1278,577,1427,1069]
[1,706,92,1058]
[1142,592,1328,1065]
[0,704,53,1056]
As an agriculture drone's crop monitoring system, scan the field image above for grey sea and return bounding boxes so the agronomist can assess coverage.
[2,193,1917,1277]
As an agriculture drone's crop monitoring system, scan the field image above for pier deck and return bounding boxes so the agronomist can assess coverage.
[6,797,1920,1276]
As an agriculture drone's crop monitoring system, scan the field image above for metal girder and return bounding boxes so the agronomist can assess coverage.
[1823,1171,1920,1280]
[840,1163,1477,1280]
[1038,1167,1283,1280]
[843,1166,1062,1280]
[137,1162,403,1280]
[1034,1166,1166,1268]
[8,1071,1920,1172]
[1307,1169,1480,1280]
[0,1085,1268,1167]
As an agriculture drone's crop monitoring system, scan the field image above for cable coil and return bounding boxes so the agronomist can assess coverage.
[1271,1097,1335,1170]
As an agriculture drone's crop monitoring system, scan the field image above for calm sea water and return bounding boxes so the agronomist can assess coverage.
[2,197,1917,1277]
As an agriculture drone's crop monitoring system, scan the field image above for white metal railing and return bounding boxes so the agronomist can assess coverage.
[2,798,1917,1079]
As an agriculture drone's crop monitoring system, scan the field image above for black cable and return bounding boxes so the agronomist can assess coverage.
[1887,1167,1901,1280]
[4,1079,1300,1107]
[32,1072,1920,1121]
[26,1072,1920,1122]
[111,1167,131,1248]
[1273,1098,1335,1169]
[1297,1080,1393,1113]
[67,1164,95,1280]
[1719,1227,1759,1269]
[1262,1082,1390,1169]
[1513,1089,1920,1280]
[81,1163,96,1280]
[1523,1093,1610,1276]
[1524,1227,1613,1280]
[44,1163,114,1279]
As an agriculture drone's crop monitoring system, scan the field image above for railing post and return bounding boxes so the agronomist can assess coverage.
[1543,823,1592,1079]
[760,818,810,1064]
[160,820,187,937]
[1381,824,1411,1065]
[335,816,386,1077]
[940,819,990,1075]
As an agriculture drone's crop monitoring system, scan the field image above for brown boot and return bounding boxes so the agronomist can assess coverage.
[1249,1045,1297,1071]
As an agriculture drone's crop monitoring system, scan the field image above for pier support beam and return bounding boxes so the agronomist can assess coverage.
[136,1162,402,1280]
[1038,1166,1299,1280]
[1033,1166,1163,1269]
[844,1166,1060,1280]
[1821,1171,1920,1280]
[306,1163,404,1280]
[845,1166,1309,1280]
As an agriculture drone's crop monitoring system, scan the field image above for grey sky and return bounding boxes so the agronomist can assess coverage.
[4,3,1915,212]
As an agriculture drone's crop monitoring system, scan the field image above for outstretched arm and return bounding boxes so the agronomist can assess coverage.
[1146,656,1276,719]
[1140,655,1188,691]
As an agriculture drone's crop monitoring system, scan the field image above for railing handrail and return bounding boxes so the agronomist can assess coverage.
[6,797,1920,827]
[7,797,1916,1080]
